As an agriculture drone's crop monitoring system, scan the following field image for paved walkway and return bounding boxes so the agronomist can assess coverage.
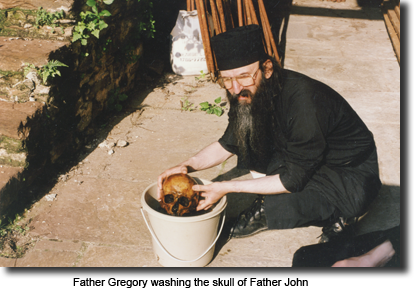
[0,0,400,267]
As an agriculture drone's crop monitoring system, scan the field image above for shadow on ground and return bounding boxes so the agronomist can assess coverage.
[291,0,385,20]
[6,67,177,223]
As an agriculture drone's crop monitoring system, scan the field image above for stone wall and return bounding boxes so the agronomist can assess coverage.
[0,0,159,218]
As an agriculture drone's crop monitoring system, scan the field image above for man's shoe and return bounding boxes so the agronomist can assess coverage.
[318,217,357,243]
[230,196,268,238]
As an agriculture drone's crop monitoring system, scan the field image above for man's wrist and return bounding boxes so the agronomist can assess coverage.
[222,180,240,194]
[183,158,198,172]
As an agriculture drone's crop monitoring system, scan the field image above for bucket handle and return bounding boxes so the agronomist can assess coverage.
[140,207,225,264]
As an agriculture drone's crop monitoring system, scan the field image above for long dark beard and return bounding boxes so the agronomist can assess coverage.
[227,77,277,163]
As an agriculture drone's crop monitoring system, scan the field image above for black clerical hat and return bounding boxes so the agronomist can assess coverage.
[210,25,266,71]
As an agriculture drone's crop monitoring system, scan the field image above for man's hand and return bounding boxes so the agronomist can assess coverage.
[193,182,229,211]
[157,165,188,201]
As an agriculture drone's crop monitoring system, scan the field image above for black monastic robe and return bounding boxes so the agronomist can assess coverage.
[218,70,381,220]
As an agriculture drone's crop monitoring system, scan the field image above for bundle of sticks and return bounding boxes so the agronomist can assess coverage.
[188,0,281,79]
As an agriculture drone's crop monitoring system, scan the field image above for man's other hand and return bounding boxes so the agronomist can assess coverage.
[193,182,228,211]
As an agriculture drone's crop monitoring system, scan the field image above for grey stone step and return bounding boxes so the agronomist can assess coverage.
[0,38,69,103]
[0,38,69,72]
[0,100,44,166]
[0,7,74,42]
[0,100,45,217]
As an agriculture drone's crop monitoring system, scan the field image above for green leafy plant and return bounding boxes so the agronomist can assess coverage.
[35,7,65,33]
[71,0,155,60]
[23,60,68,85]
[40,60,68,84]
[199,97,225,117]
[108,87,128,112]
[135,0,156,40]
[180,97,195,112]
[195,70,206,81]
[23,63,37,77]
[102,38,112,51]
[72,0,113,46]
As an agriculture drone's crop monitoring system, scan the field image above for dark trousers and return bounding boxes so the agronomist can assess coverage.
[263,149,381,230]
[264,189,339,230]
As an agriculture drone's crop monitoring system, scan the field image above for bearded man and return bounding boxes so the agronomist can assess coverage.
[157,25,381,242]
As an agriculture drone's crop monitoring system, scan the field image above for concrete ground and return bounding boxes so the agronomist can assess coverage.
[0,0,400,267]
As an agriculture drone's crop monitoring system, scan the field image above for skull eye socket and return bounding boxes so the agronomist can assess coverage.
[164,194,174,203]
[179,196,189,207]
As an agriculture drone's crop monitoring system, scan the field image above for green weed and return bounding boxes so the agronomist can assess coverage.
[108,88,128,112]
[180,97,195,112]
[35,7,65,34]
[39,60,68,84]
[199,97,226,117]
[0,216,28,237]
[195,70,207,81]
[72,0,113,46]
[23,60,68,85]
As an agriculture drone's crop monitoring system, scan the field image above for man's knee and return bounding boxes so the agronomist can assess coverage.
[263,190,337,229]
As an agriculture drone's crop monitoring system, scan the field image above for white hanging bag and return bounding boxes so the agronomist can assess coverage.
[170,10,209,76]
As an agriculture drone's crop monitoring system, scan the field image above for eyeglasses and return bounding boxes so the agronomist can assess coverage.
[217,68,260,90]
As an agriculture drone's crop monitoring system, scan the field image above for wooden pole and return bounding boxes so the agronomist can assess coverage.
[246,0,265,53]
[223,0,234,29]
[246,0,258,25]
[237,0,243,27]
[204,0,209,21]
[258,1,272,56]
[188,0,195,11]
[196,0,216,76]
[243,1,248,25]
[258,0,281,65]
[210,0,222,34]
[244,0,252,25]
[216,0,227,32]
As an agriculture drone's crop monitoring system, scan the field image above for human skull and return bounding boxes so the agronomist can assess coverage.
[160,173,199,216]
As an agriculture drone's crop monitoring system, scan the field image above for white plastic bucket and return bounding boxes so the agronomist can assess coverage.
[141,178,227,267]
